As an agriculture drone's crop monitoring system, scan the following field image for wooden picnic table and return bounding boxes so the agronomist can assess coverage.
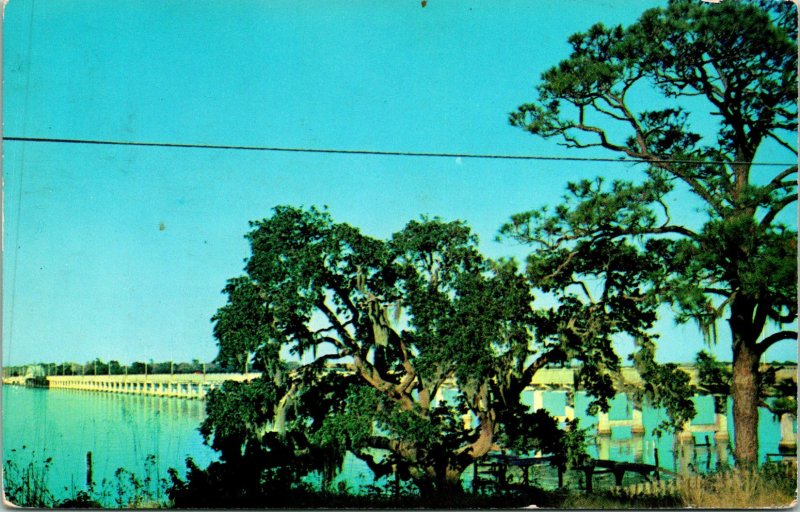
[473,453,565,491]
[473,453,675,494]
[577,459,676,492]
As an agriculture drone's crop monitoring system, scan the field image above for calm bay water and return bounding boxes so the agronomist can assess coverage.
[2,386,215,502]
[2,384,790,502]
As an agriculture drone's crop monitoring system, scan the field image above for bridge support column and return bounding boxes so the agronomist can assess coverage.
[631,408,645,436]
[597,413,611,436]
[677,421,694,444]
[631,433,645,463]
[715,438,730,467]
[713,413,729,442]
[597,435,610,459]
[676,440,693,476]
[778,413,797,453]
[532,390,544,412]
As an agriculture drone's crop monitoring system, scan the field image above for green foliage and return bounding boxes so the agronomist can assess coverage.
[3,449,57,507]
[200,379,279,459]
[695,351,731,397]
[191,205,625,497]
[3,448,167,508]
[759,366,797,419]
[629,339,696,434]
[508,0,797,464]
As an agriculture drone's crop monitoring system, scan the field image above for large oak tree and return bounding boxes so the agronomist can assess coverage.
[507,0,797,465]
[196,205,671,497]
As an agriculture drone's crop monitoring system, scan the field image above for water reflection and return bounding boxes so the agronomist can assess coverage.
[3,386,213,502]
[3,385,790,499]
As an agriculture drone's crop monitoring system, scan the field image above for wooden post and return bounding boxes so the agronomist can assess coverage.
[654,443,660,481]
[584,465,594,493]
[86,451,93,489]
[613,469,624,486]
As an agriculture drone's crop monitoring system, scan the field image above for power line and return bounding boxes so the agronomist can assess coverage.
[5,0,38,367]
[3,135,796,167]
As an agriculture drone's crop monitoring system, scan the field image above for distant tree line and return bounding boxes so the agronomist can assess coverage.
[1,358,231,378]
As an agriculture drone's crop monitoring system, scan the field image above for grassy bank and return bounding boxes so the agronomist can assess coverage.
[4,456,796,508]
[561,462,797,509]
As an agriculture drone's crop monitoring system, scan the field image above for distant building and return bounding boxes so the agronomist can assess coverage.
[24,365,46,379]
[24,365,48,387]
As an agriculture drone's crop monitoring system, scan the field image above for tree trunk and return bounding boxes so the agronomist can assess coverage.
[419,469,465,497]
[731,334,760,467]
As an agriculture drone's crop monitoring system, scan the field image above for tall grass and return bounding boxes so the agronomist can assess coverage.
[3,448,171,508]
[3,449,57,507]
[676,462,796,508]
[564,461,797,509]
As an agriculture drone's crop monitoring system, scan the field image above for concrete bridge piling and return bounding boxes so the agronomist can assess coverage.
[3,365,796,451]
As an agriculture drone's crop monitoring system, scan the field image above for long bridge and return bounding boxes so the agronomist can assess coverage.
[3,365,796,452]
[2,372,259,400]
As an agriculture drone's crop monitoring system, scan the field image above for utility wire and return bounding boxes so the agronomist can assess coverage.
[4,135,796,167]
[5,0,38,367]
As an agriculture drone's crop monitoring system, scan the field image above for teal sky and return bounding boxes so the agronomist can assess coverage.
[3,0,797,367]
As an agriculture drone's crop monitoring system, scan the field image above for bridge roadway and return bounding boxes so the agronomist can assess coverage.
[2,373,260,399]
[3,365,796,449]
[2,365,796,399]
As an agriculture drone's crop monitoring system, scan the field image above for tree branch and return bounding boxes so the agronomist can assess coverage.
[766,166,797,193]
[316,300,358,352]
[703,287,732,298]
[757,330,798,355]
[767,132,798,155]
[516,347,567,396]
[761,194,797,228]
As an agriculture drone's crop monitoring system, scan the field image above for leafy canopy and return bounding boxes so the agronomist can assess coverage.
[507,0,797,464]
[196,205,660,495]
